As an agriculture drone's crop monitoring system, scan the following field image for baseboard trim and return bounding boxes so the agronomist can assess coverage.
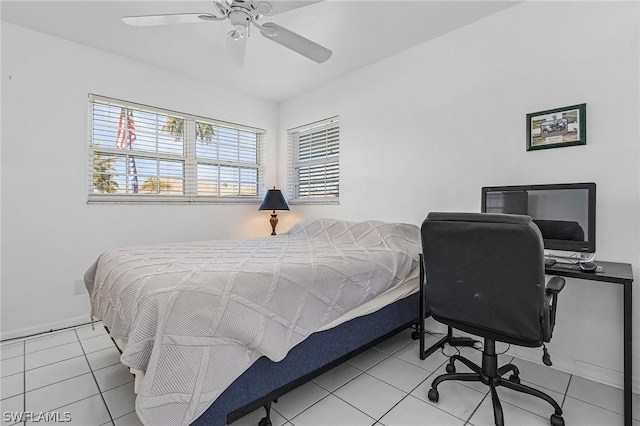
[505,345,640,394]
[0,315,93,342]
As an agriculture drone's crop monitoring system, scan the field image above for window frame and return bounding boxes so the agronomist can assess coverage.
[88,94,266,204]
[287,116,340,205]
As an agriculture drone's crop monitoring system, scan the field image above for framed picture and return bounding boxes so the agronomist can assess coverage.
[526,103,586,151]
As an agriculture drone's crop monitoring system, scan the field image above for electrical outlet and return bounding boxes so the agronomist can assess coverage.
[74,279,86,295]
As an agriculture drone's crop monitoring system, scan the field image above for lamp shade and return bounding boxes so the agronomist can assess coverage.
[259,188,289,211]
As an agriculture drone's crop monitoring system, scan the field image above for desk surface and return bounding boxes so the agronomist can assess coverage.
[546,260,634,285]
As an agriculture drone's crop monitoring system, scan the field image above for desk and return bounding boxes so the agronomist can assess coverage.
[545,260,634,426]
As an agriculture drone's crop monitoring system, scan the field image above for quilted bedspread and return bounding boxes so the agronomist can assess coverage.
[84,219,420,425]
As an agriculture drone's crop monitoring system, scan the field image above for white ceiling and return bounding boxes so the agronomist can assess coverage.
[1,1,519,103]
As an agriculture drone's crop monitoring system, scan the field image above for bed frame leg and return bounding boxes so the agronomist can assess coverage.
[411,322,421,340]
[258,400,276,426]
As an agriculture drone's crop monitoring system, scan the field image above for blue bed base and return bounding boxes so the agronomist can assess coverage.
[191,292,421,425]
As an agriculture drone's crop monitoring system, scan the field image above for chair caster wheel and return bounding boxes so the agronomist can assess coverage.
[550,414,564,426]
[508,374,520,384]
[446,363,456,374]
[411,331,421,340]
[427,389,439,402]
[258,417,272,426]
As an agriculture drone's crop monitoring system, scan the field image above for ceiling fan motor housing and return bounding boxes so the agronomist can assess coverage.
[228,9,251,32]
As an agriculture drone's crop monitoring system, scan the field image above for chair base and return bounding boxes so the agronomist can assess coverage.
[428,338,564,426]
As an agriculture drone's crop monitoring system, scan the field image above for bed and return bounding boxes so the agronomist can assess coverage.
[84,218,422,425]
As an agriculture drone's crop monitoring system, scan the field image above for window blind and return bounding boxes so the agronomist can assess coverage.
[288,117,339,203]
[88,94,265,203]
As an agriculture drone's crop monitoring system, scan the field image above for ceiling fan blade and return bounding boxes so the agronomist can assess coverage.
[122,13,223,27]
[224,32,247,70]
[212,0,231,15]
[260,22,331,63]
[268,1,324,16]
[252,2,273,16]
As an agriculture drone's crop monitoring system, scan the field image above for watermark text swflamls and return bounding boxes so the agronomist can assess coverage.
[3,411,72,423]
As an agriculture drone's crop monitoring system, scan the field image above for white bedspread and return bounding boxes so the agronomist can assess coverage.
[84,219,420,425]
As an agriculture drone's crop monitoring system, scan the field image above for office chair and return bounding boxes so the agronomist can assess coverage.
[421,212,566,426]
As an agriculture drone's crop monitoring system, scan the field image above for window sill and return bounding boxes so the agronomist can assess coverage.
[289,199,340,206]
[87,195,262,205]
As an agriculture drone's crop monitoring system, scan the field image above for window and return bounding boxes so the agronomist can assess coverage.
[88,94,265,203]
[288,117,339,203]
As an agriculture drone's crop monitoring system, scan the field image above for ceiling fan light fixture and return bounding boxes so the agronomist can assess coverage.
[228,10,250,32]
[228,30,244,40]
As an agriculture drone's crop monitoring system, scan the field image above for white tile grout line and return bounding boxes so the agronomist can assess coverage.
[112,408,137,422]
[35,394,103,419]
[465,390,490,425]
[561,374,572,409]
[12,342,117,374]
[21,347,84,373]
[372,369,477,425]
[288,392,379,425]
[2,356,124,400]
[26,331,109,353]
[25,369,96,394]
[74,328,117,425]
[84,350,123,372]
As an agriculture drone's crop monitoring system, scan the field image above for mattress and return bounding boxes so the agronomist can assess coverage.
[318,266,419,331]
[85,218,421,425]
[115,266,420,394]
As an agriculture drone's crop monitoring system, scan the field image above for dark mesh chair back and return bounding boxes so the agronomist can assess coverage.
[422,212,546,347]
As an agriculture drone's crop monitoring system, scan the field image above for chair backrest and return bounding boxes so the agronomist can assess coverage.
[421,212,546,347]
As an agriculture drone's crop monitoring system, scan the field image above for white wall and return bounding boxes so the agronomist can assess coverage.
[278,1,640,391]
[1,23,279,338]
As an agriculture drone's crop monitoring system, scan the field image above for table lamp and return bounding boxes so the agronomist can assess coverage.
[259,187,289,235]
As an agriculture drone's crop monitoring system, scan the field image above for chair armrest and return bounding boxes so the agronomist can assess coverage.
[543,276,565,343]
[545,276,565,294]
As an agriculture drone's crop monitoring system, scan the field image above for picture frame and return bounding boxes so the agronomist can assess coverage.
[526,103,586,151]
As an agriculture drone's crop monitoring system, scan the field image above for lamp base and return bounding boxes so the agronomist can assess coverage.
[270,213,279,236]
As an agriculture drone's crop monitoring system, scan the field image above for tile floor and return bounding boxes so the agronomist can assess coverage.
[1,324,639,426]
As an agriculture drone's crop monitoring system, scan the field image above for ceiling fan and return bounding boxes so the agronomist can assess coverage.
[122,0,332,65]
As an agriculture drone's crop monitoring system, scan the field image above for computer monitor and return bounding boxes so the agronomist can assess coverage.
[481,183,596,254]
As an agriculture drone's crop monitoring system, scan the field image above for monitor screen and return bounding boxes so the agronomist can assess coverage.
[481,183,596,253]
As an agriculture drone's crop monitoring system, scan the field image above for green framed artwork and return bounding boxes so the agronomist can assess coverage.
[526,103,586,151]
